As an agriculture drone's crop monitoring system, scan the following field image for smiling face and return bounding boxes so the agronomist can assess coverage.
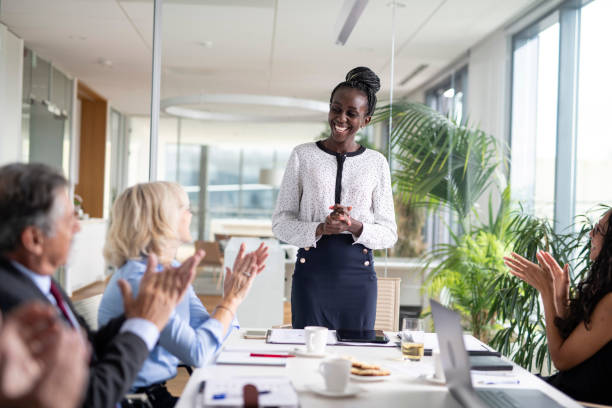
[590,210,611,261]
[328,87,371,147]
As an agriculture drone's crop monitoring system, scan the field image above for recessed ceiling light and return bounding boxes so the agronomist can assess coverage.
[68,35,87,41]
[197,40,213,49]
[443,88,455,98]
[335,0,369,46]
[97,58,113,68]
[161,93,328,122]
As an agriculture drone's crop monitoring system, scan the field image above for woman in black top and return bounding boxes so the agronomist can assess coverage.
[504,209,612,405]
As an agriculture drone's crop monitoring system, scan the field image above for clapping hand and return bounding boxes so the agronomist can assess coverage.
[222,243,268,309]
[503,252,553,295]
[537,251,570,318]
[503,251,569,318]
[0,303,89,408]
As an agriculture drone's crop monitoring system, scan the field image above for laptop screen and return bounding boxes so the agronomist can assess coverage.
[430,299,474,392]
[430,299,566,408]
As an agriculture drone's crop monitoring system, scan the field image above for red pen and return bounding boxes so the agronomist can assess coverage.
[250,353,295,358]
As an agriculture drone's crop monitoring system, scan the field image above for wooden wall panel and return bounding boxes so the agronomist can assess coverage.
[75,83,107,219]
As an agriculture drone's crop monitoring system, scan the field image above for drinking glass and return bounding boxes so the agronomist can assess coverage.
[402,317,424,332]
[401,318,425,361]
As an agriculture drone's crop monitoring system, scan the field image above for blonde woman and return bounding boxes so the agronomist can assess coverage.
[98,182,267,407]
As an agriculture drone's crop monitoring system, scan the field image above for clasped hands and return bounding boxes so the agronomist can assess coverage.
[316,204,363,236]
[503,251,570,318]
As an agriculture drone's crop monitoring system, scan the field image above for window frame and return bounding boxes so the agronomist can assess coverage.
[508,0,588,234]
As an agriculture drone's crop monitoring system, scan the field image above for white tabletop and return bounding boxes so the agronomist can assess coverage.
[176,330,581,408]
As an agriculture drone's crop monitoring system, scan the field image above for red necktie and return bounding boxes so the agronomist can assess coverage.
[49,281,76,328]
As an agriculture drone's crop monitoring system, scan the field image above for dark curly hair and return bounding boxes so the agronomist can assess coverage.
[555,210,612,339]
[330,66,381,116]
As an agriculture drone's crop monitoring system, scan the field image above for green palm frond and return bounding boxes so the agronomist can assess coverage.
[373,102,508,225]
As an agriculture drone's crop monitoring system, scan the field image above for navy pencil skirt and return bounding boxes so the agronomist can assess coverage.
[290,234,377,330]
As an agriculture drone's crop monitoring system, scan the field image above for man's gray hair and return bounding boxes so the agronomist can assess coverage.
[0,163,69,253]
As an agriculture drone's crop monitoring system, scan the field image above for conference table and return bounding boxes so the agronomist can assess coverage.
[176,329,581,408]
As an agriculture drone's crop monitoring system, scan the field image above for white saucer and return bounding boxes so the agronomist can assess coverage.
[350,372,391,382]
[307,383,363,398]
[293,347,326,358]
[420,373,445,385]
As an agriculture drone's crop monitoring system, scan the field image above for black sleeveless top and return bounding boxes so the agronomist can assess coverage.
[546,339,612,405]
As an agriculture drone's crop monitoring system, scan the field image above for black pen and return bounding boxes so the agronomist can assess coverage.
[198,381,206,407]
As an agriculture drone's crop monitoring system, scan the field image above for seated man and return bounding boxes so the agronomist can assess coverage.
[0,162,204,408]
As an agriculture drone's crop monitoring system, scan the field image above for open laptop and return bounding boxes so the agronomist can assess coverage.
[430,299,566,408]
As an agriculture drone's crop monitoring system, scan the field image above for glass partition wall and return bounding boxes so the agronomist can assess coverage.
[143,0,488,270]
[150,1,399,245]
[141,1,419,326]
[21,48,73,175]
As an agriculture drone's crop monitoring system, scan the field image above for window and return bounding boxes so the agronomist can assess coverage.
[425,66,468,124]
[575,0,612,216]
[207,147,291,220]
[510,20,559,220]
[509,0,612,231]
[423,66,469,250]
[208,147,241,219]
[128,114,318,240]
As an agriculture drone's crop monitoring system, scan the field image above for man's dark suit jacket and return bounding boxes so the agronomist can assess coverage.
[0,257,151,408]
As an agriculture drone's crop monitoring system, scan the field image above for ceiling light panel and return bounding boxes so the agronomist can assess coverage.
[335,0,369,46]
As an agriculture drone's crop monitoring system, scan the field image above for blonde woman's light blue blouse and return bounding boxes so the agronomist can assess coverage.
[98,258,239,389]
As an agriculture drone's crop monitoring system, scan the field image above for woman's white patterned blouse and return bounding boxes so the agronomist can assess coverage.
[272,141,397,250]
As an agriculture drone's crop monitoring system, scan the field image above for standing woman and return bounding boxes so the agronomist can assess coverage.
[272,67,397,330]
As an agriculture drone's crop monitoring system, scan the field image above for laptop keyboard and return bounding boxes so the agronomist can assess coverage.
[477,390,520,408]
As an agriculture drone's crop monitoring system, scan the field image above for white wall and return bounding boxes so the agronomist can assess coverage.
[405,29,510,144]
[467,28,512,213]
[467,28,511,145]
[404,29,511,216]
[65,219,108,295]
[0,23,23,165]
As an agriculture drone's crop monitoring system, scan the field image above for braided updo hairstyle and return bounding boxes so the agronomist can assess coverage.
[330,67,381,116]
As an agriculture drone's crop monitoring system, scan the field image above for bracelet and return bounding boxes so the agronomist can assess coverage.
[215,304,235,318]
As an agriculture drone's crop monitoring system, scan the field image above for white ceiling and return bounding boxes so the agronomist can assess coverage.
[0,0,540,117]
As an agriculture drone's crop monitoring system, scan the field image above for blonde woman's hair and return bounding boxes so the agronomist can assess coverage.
[103,181,187,267]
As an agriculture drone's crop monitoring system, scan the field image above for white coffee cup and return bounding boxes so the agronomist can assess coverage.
[304,326,328,354]
[433,350,446,382]
[318,358,351,392]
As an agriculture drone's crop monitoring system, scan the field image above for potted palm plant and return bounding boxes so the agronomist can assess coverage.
[373,101,594,372]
